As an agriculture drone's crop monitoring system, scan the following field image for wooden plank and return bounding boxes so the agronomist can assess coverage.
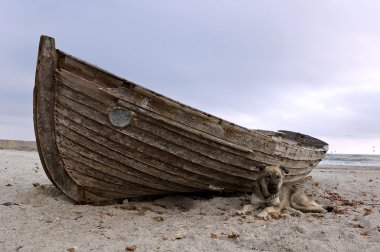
[57,142,179,193]
[64,161,160,195]
[58,50,125,89]
[64,169,150,196]
[56,127,206,191]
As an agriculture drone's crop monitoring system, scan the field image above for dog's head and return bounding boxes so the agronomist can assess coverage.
[256,165,289,196]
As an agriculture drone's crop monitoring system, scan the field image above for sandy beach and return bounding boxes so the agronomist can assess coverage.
[0,149,379,252]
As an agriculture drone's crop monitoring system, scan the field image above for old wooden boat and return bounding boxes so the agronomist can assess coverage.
[34,35,328,204]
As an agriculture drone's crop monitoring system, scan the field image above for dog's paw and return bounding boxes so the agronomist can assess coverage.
[236,209,252,215]
[238,204,256,215]
[236,210,245,215]
[257,211,269,219]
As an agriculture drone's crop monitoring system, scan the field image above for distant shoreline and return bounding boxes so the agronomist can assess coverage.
[0,139,37,151]
[317,164,380,170]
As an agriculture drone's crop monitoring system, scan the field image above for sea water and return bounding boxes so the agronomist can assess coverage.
[320,154,380,167]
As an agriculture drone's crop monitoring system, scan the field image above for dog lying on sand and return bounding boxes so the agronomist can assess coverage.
[239,165,333,218]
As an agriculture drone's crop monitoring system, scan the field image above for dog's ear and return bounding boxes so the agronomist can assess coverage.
[280,166,289,175]
[256,164,266,172]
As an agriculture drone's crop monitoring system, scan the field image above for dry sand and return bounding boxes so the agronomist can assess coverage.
[1,149,379,252]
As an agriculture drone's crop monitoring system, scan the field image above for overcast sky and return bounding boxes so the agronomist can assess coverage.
[1,1,379,154]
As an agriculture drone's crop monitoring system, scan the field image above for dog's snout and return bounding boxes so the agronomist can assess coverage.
[268,183,278,194]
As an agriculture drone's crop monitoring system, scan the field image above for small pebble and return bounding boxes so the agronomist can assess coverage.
[67,246,79,252]
[210,233,218,239]
[165,232,187,241]
[126,245,137,251]
[293,225,306,234]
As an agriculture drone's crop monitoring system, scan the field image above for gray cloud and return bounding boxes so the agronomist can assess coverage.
[0,1,379,153]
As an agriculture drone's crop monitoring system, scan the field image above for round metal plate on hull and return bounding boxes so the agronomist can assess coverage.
[108,107,131,127]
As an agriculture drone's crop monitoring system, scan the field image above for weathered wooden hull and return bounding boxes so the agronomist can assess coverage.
[34,36,328,204]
